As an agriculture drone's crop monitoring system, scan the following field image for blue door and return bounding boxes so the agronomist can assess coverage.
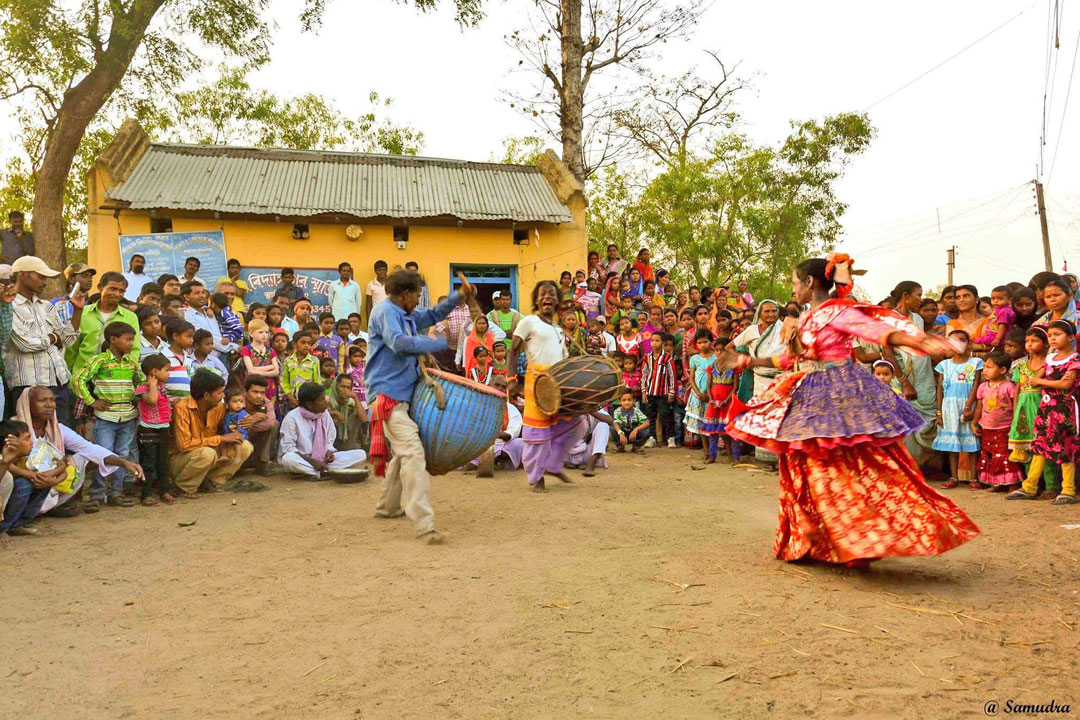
[449,264,519,313]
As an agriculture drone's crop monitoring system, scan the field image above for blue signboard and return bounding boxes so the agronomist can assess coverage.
[238,267,338,315]
[119,231,229,289]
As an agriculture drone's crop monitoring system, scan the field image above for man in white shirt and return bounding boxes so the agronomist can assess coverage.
[328,261,362,321]
[364,259,388,327]
[508,280,580,493]
[121,254,152,302]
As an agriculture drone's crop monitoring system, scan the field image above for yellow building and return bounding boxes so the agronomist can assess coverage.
[87,120,586,316]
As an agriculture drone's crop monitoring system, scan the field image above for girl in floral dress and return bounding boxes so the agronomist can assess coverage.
[1007,319,1080,505]
[730,257,978,566]
[1008,327,1050,482]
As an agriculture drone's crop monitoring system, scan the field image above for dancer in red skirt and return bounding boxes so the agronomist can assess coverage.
[729,256,980,567]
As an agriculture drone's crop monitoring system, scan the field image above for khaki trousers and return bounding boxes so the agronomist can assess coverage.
[373,403,435,536]
[169,441,254,494]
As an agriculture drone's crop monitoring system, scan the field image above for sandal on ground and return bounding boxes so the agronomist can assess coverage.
[1005,489,1038,500]
[970,482,988,490]
[8,526,40,536]
[233,479,270,492]
[1052,493,1080,505]
[141,496,159,507]
[942,479,960,489]
[81,499,101,513]
[108,494,136,507]
[161,493,177,505]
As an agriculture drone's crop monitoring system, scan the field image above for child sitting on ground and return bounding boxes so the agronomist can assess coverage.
[971,352,1023,491]
[328,374,367,451]
[0,419,61,540]
[613,391,652,453]
[135,353,176,506]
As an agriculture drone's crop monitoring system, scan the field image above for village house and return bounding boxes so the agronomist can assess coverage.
[87,119,586,314]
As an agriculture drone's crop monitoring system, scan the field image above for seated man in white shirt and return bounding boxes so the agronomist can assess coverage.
[278,382,367,480]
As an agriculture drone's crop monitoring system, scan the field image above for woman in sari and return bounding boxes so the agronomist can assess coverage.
[889,281,941,467]
[463,315,496,378]
[945,285,988,341]
[729,257,979,567]
[729,299,784,467]
[1033,278,1079,328]
[15,386,144,516]
[586,251,602,283]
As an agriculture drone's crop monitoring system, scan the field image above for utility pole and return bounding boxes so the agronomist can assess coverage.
[947,246,955,285]
[1035,179,1053,271]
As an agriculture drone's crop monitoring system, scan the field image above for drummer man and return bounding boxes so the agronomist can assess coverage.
[367,269,476,544]
[507,280,580,492]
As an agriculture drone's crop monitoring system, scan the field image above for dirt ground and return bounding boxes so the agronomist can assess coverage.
[2,448,1078,720]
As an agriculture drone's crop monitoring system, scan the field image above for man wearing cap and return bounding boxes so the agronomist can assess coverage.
[121,254,151,302]
[0,211,35,262]
[3,256,82,421]
[53,264,96,325]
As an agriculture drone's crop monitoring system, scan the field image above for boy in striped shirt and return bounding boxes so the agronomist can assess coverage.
[70,321,144,506]
[161,318,195,400]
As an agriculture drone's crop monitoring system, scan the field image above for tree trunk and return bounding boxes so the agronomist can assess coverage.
[559,0,585,183]
[31,0,165,284]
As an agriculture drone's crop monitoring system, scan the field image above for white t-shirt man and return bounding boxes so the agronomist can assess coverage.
[512,315,567,367]
[121,272,151,302]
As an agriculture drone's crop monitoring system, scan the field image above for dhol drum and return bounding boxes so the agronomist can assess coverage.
[410,367,506,475]
[534,355,624,416]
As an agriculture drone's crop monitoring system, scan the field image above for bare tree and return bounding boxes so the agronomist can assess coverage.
[506,0,705,182]
[612,51,748,166]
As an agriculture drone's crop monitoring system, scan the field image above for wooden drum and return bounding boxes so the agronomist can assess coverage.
[410,368,506,476]
[534,356,624,417]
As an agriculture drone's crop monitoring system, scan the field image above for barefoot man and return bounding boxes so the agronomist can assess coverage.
[507,280,580,492]
[368,269,476,544]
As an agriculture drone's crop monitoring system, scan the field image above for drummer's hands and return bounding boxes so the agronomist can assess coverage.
[324,451,335,464]
[459,277,477,304]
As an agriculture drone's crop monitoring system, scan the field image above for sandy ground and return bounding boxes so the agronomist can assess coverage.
[2,449,1079,720]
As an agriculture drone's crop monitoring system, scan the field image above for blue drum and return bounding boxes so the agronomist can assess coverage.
[410,368,506,475]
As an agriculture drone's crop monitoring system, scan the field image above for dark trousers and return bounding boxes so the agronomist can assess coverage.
[615,425,652,449]
[138,428,170,498]
[643,395,673,439]
[0,476,49,531]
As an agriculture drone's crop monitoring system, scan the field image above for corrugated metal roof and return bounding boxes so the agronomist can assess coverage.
[105,144,573,224]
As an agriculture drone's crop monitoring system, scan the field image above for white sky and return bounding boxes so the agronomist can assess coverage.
[3,0,1079,298]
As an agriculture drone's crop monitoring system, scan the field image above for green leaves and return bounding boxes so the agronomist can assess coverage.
[587,113,874,300]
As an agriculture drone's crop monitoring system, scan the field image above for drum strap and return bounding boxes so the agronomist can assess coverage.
[419,354,448,410]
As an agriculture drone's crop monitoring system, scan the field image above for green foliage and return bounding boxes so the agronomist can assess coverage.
[491,135,547,165]
[586,113,875,300]
[0,64,425,253]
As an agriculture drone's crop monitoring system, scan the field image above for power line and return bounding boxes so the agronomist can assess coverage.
[866,4,1035,111]
[1048,25,1080,180]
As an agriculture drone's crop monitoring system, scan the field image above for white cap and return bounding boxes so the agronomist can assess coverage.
[492,290,503,299]
[0,264,11,281]
[10,256,60,277]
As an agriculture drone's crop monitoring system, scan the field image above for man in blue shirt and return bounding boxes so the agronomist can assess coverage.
[368,269,475,545]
